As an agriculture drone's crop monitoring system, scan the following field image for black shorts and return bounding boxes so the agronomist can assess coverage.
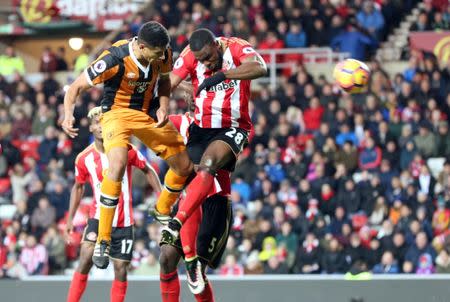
[82,218,134,262]
[187,123,248,172]
[168,195,233,269]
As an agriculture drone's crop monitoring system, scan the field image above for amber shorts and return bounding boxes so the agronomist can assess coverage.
[101,108,185,159]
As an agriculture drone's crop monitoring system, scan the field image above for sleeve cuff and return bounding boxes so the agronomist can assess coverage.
[84,68,94,87]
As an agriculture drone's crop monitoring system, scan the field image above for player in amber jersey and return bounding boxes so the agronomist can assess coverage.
[162,28,267,293]
[62,21,194,269]
[65,107,161,302]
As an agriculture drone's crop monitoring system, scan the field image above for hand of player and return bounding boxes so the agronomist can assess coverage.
[64,219,74,244]
[196,71,226,96]
[61,115,79,138]
[154,107,169,128]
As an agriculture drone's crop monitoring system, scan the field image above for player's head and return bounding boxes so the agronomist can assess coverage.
[87,106,103,141]
[189,28,223,71]
[137,21,170,62]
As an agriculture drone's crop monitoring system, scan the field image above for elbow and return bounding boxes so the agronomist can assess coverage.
[258,66,268,77]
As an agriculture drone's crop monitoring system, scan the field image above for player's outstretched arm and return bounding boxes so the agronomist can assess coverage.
[196,54,267,96]
[62,74,91,138]
[65,182,85,243]
[223,54,267,80]
[141,163,163,194]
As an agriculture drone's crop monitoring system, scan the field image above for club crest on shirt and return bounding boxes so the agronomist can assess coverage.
[86,232,97,241]
[126,72,137,79]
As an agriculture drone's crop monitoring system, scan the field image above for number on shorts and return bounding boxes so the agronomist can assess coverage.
[225,128,244,146]
[121,239,133,254]
[208,237,217,253]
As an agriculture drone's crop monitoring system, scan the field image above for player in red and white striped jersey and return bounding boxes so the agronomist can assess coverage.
[66,107,161,302]
[162,28,266,294]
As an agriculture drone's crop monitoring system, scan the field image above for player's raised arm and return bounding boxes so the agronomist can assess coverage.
[62,73,91,138]
[223,53,267,80]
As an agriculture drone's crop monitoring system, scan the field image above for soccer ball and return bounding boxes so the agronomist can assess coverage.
[333,59,371,94]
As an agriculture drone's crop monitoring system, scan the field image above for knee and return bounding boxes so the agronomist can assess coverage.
[171,153,194,176]
[113,263,128,281]
[199,155,218,174]
[159,247,178,274]
[108,157,127,179]
[77,255,93,275]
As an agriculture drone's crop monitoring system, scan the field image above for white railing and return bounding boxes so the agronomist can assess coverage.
[256,47,350,91]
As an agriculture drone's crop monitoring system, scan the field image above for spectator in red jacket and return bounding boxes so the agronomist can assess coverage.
[303,97,324,133]
[259,31,285,64]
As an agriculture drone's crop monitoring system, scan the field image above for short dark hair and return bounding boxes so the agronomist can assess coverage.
[138,21,170,48]
[189,28,216,51]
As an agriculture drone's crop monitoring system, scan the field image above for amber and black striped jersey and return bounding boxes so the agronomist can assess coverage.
[84,37,173,113]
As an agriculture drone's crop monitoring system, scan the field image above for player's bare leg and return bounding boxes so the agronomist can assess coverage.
[111,260,128,302]
[93,146,128,269]
[159,244,182,302]
[151,150,193,224]
[162,140,234,294]
[67,243,94,302]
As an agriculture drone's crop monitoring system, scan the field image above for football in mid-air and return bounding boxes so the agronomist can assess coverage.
[333,59,371,94]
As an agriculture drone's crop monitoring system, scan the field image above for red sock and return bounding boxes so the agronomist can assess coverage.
[67,271,88,302]
[181,203,202,260]
[175,170,214,224]
[110,280,128,302]
[160,271,180,302]
[194,282,215,302]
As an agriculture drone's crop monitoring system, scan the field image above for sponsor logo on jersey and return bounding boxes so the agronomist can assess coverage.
[128,81,150,93]
[209,80,238,92]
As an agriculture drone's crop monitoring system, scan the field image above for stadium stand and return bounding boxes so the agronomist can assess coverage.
[0,0,449,279]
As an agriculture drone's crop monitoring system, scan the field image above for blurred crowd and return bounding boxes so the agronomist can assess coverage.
[1,0,450,279]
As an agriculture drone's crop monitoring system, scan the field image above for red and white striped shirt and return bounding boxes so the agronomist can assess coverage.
[169,113,193,144]
[19,244,47,275]
[172,37,264,132]
[74,144,147,227]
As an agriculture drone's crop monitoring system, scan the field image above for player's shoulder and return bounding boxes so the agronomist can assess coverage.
[106,39,130,60]
[75,144,95,165]
[225,37,251,47]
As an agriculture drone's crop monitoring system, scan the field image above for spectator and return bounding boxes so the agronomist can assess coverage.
[19,234,48,275]
[10,163,34,204]
[405,232,436,270]
[55,47,68,71]
[294,233,321,274]
[74,44,92,74]
[410,11,432,31]
[372,251,400,274]
[416,253,435,274]
[321,237,346,274]
[31,104,55,137]
[435,249,450,273]
[219,254,244,276]
[132,252,160,276]
[0,46,25,76]
[358,136,382,171]
[285,22,307,48]
[330,23,378,61]
[38,126,58,166]
[436,121,450,157]
[42,226,66,273]
[31,197,56,237]
[264,256,289,274]
[357,1,385,39]
[39,47,57,73]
